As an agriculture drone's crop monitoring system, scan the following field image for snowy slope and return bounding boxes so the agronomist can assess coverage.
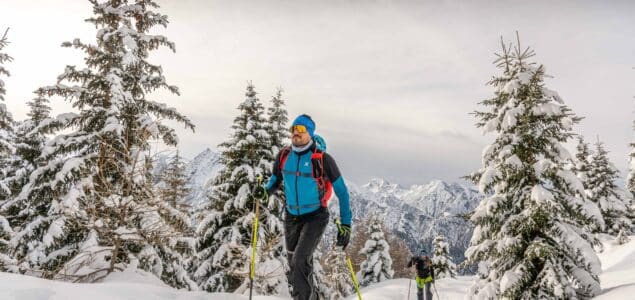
[0,234,633,299]
[0,268,287,300]
[353,233,635,300]
[594,235,635,299]
[351,277,472,300]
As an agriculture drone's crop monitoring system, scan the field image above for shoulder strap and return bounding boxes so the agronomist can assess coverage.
[279,146,292,171]
[311,148,333,206]
[310,148,325,178]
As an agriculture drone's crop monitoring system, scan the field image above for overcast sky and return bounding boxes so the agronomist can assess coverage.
[1,0,634,186]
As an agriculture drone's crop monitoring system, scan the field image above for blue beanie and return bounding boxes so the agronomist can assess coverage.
[292,114,316,137]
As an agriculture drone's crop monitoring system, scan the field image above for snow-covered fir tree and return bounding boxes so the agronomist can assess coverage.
[0,93,51,205]
[0,29,9,101]
[194,83,286,294]
[573,137,593,190]
[628,82,635,230]
[465,36,601,299]
[432,234,456,279]
[586,139,632,235]
[572,136,606,233]
[0,27,17,273]
[0,28,16,201]
[263,87,291,290]
[628,120,635,198]
[0,93,52,274]
[6,0,196,289]
[158,149,190,212]
[325,248,354,299]
[266,87,289,156]
[0,214,14,272]
[152,149,196,289]
[358,215,394,286]
[149,151,197,290]
[615,229,630,245]
[312,250,336,300]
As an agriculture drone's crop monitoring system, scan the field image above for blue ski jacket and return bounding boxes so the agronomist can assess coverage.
[265,143,352,225]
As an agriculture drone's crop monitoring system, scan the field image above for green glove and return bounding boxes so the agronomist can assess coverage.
[335,219,351,250]
[254,186,267,200]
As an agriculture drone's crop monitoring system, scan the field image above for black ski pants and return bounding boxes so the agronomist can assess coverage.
[285,207,329,300]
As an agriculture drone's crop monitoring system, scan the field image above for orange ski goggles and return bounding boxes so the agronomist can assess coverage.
[290,125,308,134]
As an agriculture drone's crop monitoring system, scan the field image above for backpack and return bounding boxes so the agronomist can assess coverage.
[416,256,433,278]
[279,135,333,207]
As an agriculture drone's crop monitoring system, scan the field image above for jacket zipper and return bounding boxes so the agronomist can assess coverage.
[295,153,300,215]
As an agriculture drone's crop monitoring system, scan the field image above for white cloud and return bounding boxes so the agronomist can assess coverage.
[1,0,633,185]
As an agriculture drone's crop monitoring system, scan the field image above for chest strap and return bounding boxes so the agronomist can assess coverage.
[282,170,314,178]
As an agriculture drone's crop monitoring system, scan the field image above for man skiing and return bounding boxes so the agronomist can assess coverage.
[408,250,435,300]
[255,114,352,300]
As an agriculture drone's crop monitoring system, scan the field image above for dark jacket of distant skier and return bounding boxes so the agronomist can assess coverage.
[257,114,352,300]
[408,252,435,300]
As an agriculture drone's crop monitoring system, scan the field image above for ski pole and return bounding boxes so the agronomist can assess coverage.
[249,175,266,300]
[407,277,412,300]
[432,281,440,300]
[346,256,362,300]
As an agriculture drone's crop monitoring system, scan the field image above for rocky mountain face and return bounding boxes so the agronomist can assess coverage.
[343,178,481,268]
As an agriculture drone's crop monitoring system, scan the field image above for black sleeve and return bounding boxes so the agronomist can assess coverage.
[407,257,414,268]
[323,153,342,182]
[266,150,283,195]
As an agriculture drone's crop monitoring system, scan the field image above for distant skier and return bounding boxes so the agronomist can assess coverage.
[255,114,352,300]
[408,250,435,300]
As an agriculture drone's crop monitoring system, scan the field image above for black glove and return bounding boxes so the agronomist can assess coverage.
[254,186,267,201]
[336,222,351,250]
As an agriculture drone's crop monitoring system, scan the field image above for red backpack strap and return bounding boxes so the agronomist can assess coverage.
[310,149,333,207]
[279,146,291,172]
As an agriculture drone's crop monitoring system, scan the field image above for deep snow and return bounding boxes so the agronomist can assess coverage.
[0,235,633,299]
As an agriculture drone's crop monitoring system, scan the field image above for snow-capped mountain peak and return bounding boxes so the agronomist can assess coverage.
[363,177,403,195]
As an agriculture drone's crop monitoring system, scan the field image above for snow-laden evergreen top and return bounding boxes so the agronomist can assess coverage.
[358,215,394,286]
[432,234,457,279]
[4,1,196,290]
[0,28,16,200]
[465,36,601,299]
[0,28,11,103]
[194,82,285,294]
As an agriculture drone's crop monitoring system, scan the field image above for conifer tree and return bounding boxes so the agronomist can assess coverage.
[0,27,17,273]
[312,250,336,300]
[571,136,605,233]
[194,83,285,294]
[465,35,601,299]
[325,249,354,299]
[266,87,289,155]
[158,149,190,212]
[586,140,632,235]
[7,1,196,289]
[0,28,16,200]
[628,122,635,197]
[615,229,630,245]
[431,234,456,279]
[358,215,394,286]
